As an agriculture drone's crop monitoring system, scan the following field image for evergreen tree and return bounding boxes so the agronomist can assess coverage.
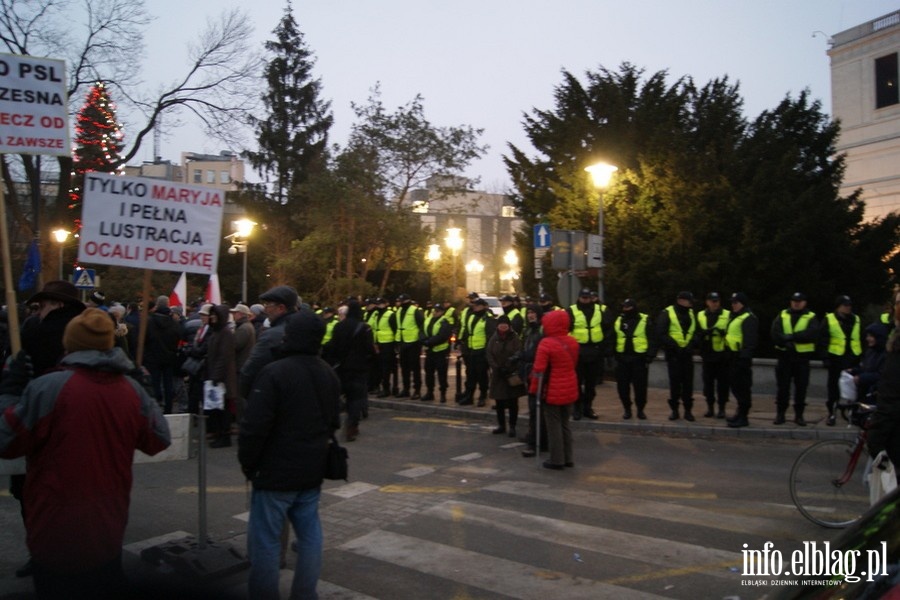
[69,81,125,233]
[242,1,333,212]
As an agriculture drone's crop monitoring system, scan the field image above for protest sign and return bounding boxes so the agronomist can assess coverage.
[0,53,69,156]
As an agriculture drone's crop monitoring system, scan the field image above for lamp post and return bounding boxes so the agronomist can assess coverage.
[227,218,256,303]
[502,249,519,293]
[444,228,463,296]
[465,259,484,293]
[584,162,618,301]
[52,228,69,280]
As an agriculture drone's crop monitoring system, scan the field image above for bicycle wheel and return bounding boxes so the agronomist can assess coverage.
[790,439,870,528]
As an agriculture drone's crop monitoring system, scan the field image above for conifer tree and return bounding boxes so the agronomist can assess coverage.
[69,81,125,233]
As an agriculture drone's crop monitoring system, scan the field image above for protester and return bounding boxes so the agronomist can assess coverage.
[529,309,579,470]
[0,308,171,599]
[323,299,375,442]
[205,304,237,448]
[239,311,341,600]
[486,315,525,437]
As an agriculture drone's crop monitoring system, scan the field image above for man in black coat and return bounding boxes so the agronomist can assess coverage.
[238,310,341,600]
[323,299,375,441]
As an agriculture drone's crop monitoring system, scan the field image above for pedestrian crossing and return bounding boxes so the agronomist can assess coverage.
[300,473,801,599]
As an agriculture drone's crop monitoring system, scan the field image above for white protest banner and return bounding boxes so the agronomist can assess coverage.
[78,172,225,275]
[0,53,69,156]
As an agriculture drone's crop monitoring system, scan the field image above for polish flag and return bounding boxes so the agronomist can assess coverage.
[169,272,187,308]
[205,273,221,305]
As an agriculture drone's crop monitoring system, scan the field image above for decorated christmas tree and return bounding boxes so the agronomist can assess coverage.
[68,81,125,233]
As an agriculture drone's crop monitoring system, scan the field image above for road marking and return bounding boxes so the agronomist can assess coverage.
[175,485,246,494]
[397,466,436,478]
[325,482,379,499]
[424,500,738,579]
[451,452,483,462]
[604,488,718,500]
[379,484,474,494]
[485,480,781,535]
[586,475,698,489]
[392,417,468,425]
[339,530,670,600]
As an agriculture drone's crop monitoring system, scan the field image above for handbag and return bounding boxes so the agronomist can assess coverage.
[324,434,349,481]
[181,356,205,377]
[868,451,897,505]
[507,373,523,387]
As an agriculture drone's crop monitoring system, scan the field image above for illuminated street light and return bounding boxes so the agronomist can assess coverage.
[52,228,70,280]
[584,161,618,301]
[226,218,256,303]
[444,227,463,296]
[426,244,442,262]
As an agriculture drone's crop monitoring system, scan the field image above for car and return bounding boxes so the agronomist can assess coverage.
[773,485,900,599]
[479,295,504,317]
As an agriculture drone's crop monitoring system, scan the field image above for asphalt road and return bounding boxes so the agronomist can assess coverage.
[0,402,854,599]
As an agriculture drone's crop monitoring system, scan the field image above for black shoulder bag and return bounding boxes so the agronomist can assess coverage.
[310,361,348,481]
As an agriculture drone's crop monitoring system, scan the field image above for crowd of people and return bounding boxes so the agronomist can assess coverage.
[1,277,899,598]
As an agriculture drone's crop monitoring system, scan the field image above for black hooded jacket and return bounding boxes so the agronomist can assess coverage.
[238,311,341,491]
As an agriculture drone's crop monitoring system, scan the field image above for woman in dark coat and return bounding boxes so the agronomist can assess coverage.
[486,315,526,437]
[205,304,237,448]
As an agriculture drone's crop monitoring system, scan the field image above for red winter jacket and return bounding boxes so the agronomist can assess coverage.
[529,310,580,405]
[0,349,171,573]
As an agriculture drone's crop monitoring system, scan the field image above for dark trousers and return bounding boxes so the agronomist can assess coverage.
[378,343,398,393]
[342,375,368,428]
[33,555,124,600]
[399,342,422,393]
[666,351,694,408]
[494,397,519,429]
[424,349,449,394]
[615,355,648,410]
[544,403,573,466]
[575,345,601,415]
[701,357,729,408]
[826,354,859,413]
[524,394,548,450]
[464,349,489,398]
[775,354,811,412]
[729,358,753,417]
[148,364,175,414]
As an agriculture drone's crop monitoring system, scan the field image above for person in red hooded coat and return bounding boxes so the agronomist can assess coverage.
[529,309,579,470]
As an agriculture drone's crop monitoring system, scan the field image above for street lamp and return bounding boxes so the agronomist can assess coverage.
[584,161,618,301]
[426,244,442,263]
[226,218,256,303]
[465,258,484,293]
[502,249,519,293]
[52,228,70,280]
[444,227,463,296]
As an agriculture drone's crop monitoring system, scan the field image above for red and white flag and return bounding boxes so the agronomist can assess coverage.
[205,273,221,306]
[169,272,187,308]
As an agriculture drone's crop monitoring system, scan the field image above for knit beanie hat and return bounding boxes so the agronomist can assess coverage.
[63,307,115,352]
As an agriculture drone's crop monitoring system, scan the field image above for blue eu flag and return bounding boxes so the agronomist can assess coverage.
[17,240,41,292]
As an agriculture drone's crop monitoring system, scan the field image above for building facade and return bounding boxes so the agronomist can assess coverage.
[410,176,524,295]
[830,10,900,220]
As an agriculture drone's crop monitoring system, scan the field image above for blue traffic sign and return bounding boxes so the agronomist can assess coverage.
[73,268,96,289]
[533,224,551,249]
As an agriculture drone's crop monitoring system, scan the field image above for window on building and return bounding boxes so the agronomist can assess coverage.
[875,53,899,109]
[220,170,230,184]
[206,170,216,184]
[193,169,202,183]
[501,206,516,218]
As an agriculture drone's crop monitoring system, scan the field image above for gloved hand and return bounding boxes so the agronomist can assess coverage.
[0,351,34,396]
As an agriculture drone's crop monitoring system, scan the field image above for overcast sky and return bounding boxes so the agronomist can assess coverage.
[134,0,899,191]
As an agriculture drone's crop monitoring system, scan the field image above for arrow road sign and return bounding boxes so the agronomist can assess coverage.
[533,224,551,249]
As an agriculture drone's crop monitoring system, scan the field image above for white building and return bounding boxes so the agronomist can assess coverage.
[830,10,900,220]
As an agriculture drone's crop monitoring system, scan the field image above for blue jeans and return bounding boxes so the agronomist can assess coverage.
[247,487,322,600]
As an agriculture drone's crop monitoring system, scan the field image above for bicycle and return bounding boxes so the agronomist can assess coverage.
[789,401,875,528]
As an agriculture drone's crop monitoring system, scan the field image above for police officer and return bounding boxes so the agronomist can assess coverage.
[394,293,425,399]
[771,292,820,426]
[372,297,398,397]
[725,292,759,428]
[820,295,862,426]
[460,297,495,406]
[422,304,452,402]
[320,306,338,346]
[613,298,655,420]
[567,288,608,420]
[697,292,730,418]
[657,291,698,421]
[500,294,524,334]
